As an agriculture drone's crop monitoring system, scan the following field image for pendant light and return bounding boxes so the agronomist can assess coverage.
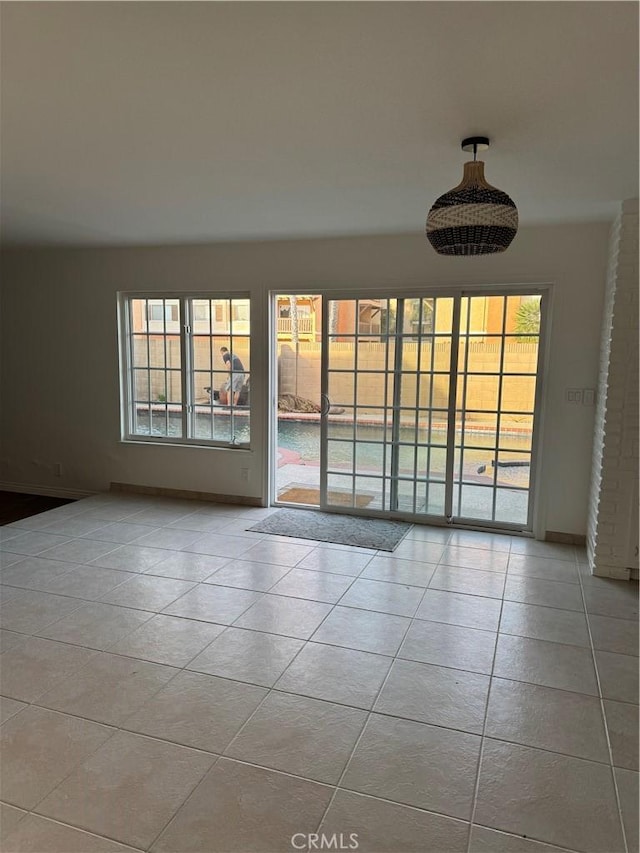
[426,137,518,256]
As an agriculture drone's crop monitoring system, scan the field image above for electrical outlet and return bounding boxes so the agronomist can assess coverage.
[53,463,62,478]
[240,468,249,482]
[583,389,595,406]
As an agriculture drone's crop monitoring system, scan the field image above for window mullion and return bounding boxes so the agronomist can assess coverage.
[163,300,169,438]
[181,298,191,439]
[145,299,152,437]
[228,297,234,436]
[125,297,135,438]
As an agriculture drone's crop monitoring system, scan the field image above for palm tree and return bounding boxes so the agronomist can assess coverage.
[514,298,540,341]
[289,296,300,395]
[328,299,338,338]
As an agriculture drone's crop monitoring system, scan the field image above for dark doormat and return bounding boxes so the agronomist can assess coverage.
[247,509,412,551]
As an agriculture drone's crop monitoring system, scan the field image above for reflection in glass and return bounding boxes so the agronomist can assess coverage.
[495,488,529,525]
[459,485,493,520]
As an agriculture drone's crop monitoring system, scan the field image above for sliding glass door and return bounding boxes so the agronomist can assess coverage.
[320,296,456,517]
[452,293,543,528]
[316,290,545,531]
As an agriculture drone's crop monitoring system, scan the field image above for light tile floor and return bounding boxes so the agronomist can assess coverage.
[0,493,638,853]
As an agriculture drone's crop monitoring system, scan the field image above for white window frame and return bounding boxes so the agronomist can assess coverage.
[118,292,251,449]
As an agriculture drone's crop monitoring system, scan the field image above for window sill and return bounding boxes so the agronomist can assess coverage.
[118,439,252,452]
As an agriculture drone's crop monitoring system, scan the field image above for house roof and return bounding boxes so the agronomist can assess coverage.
[1,1,638,247]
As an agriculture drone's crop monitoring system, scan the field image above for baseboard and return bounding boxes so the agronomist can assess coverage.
[591,566,632,581]
[0,481,95,500]
[110,482,263,507]
[545,530,587,546]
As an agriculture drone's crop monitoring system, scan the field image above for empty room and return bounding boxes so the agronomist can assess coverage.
[0,2,638,853]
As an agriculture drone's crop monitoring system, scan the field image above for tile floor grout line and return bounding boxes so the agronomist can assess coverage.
[576,553,631,853]
[17,638,227,853]
[5,640,619,716]
[37,749,219,853]
[9,603,634,700]
[472,726,623,768]
[13,713,127,829]
[144,751,346,852]
[0,569,150,600]
[216,639,319,757]
[1,574,159,606]
[465,577,506,853]
[0,556,104,584]
[32,658,187,733]
[23,698,228,761]
[216,747,343,787]
[469,821,584,853]
[33,610,158,653]
[2,544,592,585]
[201,540,374,747]
[13,581,223,720]
[310,566,433,835]
[20,659,624,763]
[3,612,342,668]
[2,806,148,852]
[143,754,225,852]
[310,674,392,835]
[91,578,288,728]
[509,571,639,638]
[178,622,238,672]
[15,783,591,853]
[313,785,471,824]
[1,599,96,638]
[214,555,381,767]
[5,584,634,681]
[32,537,128,565]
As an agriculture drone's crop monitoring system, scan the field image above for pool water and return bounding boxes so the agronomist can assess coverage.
[134,410,251,444]
[135,411,530,488]
[277,419,531,487]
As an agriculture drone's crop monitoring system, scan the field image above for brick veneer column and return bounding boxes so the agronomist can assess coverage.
[587,199,639,578]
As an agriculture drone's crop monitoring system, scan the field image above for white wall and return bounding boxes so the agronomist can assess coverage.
[0,223,609,536]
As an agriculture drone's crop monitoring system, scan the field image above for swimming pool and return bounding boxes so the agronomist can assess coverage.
[277,418,531,487]
[134,410,530,488]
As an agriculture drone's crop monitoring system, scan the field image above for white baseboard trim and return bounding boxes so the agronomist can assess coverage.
[591,565,632,581]
[0,482,96,500]
[545,530,587,546]
[110,482,262,506]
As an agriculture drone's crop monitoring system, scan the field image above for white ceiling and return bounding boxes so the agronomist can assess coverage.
[1,2,638,247]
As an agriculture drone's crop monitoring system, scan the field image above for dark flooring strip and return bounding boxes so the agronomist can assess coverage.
[0,491,76,526]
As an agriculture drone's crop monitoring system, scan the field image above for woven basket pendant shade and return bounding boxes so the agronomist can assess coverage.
[426,145,518,256]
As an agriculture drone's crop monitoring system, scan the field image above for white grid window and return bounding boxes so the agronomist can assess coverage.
[120,295,251,447]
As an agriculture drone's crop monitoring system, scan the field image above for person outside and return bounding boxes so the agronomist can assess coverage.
[220,346,246,405]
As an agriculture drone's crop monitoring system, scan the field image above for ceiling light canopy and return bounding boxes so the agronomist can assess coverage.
[426,137,518,256]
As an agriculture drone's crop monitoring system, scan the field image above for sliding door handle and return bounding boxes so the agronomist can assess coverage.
[320,394,331,417]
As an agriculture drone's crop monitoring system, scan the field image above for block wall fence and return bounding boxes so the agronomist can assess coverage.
[278,340,538,426]
[135,338,539,424]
